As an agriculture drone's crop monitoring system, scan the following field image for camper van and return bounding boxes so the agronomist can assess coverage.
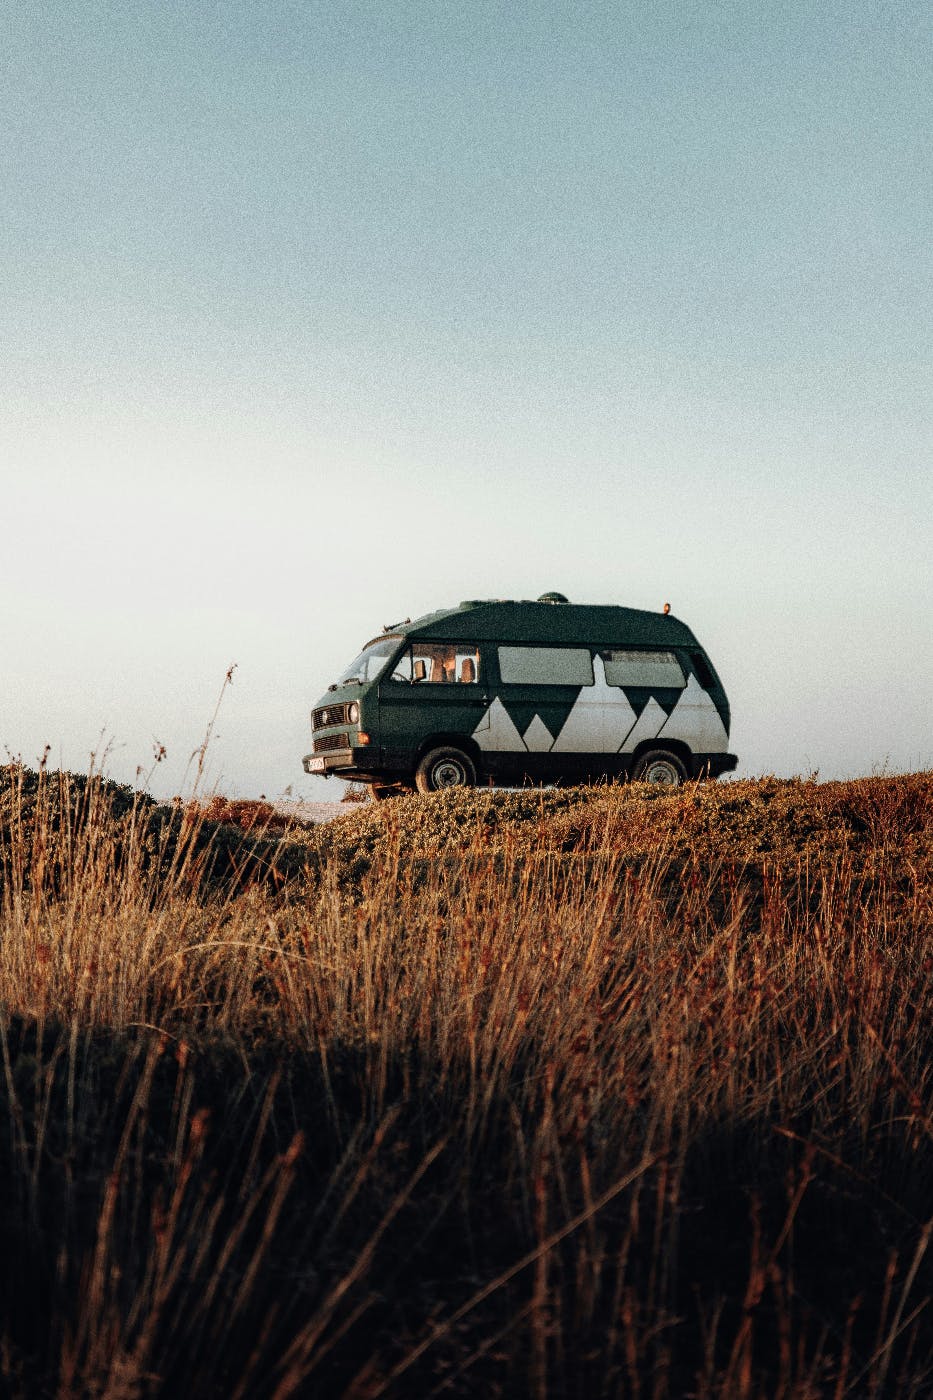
[303,595,737,796]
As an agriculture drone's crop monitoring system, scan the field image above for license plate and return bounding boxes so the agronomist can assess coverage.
[307,756,326,773]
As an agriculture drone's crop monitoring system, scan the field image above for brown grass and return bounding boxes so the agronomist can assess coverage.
[0,763,932,1396]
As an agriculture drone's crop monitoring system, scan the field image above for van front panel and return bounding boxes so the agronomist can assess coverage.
[377,640,488,771]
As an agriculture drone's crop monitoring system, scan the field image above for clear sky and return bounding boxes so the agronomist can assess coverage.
[2,0,930,799]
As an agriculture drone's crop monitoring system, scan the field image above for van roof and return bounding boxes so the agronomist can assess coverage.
[395,599,700,649]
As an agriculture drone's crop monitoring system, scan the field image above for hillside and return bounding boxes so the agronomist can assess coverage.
[0,764,931,1396]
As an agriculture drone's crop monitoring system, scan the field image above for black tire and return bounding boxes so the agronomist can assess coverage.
[415,746,477,794]
[631,749,688,787]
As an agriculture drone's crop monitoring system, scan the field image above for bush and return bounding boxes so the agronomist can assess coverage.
[0,763,932,1395]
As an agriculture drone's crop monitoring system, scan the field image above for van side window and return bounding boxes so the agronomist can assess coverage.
[498,646,594,686]
[600,650,686,688]
[389,644,480,683]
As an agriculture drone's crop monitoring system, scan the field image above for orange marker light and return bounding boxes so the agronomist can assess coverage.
[356,732,371,745]
[663,602,671,615]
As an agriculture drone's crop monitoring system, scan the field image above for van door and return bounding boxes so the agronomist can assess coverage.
[473,645,598,778]
[378,642,487,772]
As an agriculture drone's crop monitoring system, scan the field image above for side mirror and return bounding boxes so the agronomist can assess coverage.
[412,659,427,683]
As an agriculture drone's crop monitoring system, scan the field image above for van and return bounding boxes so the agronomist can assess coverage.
[303,594,737,796]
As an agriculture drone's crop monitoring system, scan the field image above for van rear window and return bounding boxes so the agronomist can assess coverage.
[498,647,594,686]
[600,650,686,688]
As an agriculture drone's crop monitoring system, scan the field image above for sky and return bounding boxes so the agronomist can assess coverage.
[2,0,930,799]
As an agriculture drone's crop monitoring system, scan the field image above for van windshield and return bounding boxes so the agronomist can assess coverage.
[335,636,400,686]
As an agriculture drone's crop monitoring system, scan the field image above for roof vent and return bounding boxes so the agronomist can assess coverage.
[537,591,569,604]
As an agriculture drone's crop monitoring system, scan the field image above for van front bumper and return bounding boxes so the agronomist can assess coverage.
[302,747,380,777]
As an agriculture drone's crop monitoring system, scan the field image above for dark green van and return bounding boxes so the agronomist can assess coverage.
[303,595,737,796]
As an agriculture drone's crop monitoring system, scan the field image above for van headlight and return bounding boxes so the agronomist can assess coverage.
[347,702,360,724]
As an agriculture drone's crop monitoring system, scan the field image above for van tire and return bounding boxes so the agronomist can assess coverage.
[631,750,688,787]
[415,747,477,794]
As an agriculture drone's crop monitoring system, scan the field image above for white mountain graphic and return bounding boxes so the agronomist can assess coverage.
[619,696,667,752]
[654,673,729,752]
[470,669,728,758]
[551,654,638,753]
[473,696,527,751]
[523,715,554,751]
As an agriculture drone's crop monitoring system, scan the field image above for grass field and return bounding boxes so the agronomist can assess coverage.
[1,762,931,1397]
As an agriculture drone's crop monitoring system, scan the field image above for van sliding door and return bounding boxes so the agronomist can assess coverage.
[476,646,596,778]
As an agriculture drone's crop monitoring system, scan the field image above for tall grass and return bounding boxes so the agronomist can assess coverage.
[1,762,931,1395]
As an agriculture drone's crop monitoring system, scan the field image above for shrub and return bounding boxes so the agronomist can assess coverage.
[0,763,931,1395]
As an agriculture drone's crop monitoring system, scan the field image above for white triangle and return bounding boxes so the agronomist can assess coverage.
[523,714,554,752]
[619,696,667,752]
[654,673,729,753]
[551,653,638,753]
[473,696,527,751]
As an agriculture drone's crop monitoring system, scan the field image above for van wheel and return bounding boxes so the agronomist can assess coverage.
[632,750,687,787]
[415,747,477,794]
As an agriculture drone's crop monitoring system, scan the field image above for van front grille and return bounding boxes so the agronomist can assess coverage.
[313,703,350,730]
[313,732,351,754]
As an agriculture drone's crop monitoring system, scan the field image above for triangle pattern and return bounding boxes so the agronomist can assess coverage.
[523,714,554,752]
[551,654,639,753]
[654,674,729,752]
[473,696,527,751]
[619,696,667,753]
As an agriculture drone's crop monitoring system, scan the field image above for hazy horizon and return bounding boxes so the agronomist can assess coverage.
[3,1,930,799]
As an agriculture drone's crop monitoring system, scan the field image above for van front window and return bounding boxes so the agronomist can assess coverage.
[335,636,400,686]
[389,644,480,684]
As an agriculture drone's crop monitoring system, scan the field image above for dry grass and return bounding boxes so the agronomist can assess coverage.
[1,762,932,1396]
